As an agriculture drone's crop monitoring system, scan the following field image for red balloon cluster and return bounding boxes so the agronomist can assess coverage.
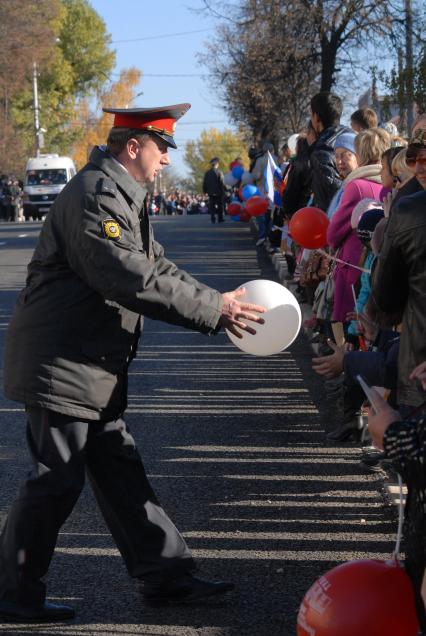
[227,202,242,216]
[289,206,329,249]
[245,196,269,217]
[297,559,419,636]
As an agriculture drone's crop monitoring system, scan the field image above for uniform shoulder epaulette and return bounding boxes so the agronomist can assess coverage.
[97,177,117,197]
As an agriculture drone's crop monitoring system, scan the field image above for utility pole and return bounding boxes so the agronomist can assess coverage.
[405,0,414,134]
[32,61,41,156]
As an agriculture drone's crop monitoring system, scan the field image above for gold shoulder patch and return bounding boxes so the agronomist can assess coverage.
[103,219,121,240]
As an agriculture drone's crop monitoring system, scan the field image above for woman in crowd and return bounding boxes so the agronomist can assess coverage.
[326,128,391,325]
[327,131,358,219]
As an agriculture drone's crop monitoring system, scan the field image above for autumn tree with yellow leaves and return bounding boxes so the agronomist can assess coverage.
[72,68,142,169]
[184,128,249,192]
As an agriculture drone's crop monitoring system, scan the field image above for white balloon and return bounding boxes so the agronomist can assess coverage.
[224,172,238,186]
[287,133,299,155]
[241,170,254,184]
[226,279,301,356]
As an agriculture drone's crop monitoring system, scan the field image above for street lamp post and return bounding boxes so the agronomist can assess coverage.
[32,61,40,156]
[32,61,44,156]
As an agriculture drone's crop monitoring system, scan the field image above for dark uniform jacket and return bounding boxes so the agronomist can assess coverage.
[4,147,223,420]
[202,168,225,197]
[372,190,426,407]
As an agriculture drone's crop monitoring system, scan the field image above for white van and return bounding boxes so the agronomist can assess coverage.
[23,154,77,220]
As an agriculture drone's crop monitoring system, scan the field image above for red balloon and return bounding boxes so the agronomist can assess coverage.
[297,559,419,636]
[227,202,242,216]
[289,206,329,249]
[238,186,244,202]
[240,210,251,222]
[245,196,269,217]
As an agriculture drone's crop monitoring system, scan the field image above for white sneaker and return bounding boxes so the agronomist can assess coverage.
[256,238,265,247]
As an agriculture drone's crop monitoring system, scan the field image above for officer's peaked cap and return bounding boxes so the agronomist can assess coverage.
[102,103,191,149]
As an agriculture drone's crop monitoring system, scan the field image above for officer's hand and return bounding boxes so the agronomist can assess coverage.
[219,287,266,338]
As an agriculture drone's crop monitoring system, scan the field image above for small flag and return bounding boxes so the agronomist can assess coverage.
[264,151,283,206]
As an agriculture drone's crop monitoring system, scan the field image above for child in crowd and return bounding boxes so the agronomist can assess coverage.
[392,148,416,189]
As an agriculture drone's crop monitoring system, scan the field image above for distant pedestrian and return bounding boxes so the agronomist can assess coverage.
[8,180,22,222]
[202,157,225,223]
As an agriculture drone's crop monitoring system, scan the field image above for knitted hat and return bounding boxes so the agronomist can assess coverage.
[335,132,356,155]
[350,198,383,229]
[357,208,385,243]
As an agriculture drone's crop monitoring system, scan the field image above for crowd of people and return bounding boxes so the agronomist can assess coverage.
[147,191,209,216]
[0,176,209,224]
[244,92,425,631]
[192,101,426,628]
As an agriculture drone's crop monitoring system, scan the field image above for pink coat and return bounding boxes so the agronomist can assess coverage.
[327,176,386,321]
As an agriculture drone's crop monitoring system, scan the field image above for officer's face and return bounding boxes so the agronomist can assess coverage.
[131,136,171,184]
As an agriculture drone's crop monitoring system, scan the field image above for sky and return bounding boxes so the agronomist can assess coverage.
[89,0,232,177]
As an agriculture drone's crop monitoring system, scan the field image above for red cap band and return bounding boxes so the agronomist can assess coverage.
[113,113,176,135]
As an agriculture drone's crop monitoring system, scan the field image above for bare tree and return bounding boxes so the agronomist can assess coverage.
[199,0,320,146]
[198,0,408,146]
[302,0,403,91]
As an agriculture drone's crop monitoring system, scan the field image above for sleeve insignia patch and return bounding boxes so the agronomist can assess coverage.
[103,219,121,240]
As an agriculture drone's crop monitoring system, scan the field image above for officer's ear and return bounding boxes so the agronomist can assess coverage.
[127,137,141,159]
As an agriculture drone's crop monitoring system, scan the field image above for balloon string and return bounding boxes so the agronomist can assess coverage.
[317,249,371,274]
[393,473,404,560]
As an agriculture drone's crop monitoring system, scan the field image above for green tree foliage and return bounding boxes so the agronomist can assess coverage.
[415,46,426,113]
[0,0,62,174]
[184,128,249,192]
[59,0,115,95]
[380,3,425,133]
[5,0,115,174]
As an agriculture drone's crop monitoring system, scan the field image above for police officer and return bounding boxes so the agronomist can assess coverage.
[202,157,226,223]
[0,103,265,622]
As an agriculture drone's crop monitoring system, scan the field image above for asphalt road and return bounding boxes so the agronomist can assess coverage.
[0,215,396,636]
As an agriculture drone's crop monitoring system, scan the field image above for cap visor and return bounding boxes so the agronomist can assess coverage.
[153,132,177,149]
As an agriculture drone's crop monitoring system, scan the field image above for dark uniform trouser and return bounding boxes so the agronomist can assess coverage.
[0,406,194,605]
[208,195,224,223]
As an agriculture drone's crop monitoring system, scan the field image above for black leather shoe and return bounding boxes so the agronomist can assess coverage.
[141,573,234,605]
[0,598,75,622]
[327,421,362,442]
